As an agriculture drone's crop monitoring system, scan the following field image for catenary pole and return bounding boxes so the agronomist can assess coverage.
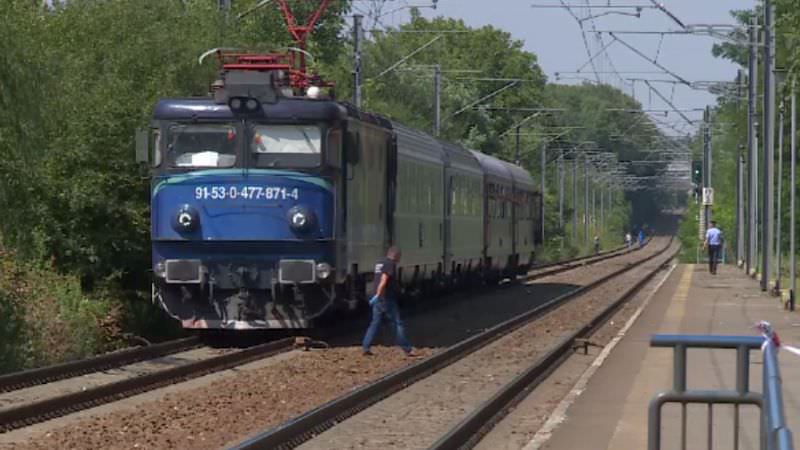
[600,186,605,233]
[353,15,363,108]
[776,101,784,293]
[737,152,745,265]
[434,64,441,136]
[791,80,796,310]
[558,150,565,230]
[584,156,589,244]
[762,0,775,292]
[573,158,578,241]
[540,143,546,245]
[702,106,711,230]
[747,15,758,275]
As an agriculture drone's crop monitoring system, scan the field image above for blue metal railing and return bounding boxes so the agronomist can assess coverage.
[647,334,794,450]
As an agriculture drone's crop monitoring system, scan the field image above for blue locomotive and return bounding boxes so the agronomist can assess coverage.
[136,53,542,330]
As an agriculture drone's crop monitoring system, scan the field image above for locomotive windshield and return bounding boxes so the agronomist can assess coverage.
[250,124,321,168]
[166,123,238,168]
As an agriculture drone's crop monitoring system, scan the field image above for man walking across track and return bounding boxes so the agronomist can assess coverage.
[362,246,414,356]
[704,220,723,275]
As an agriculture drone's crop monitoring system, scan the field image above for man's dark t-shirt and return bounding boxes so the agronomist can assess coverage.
[374,258,399,299]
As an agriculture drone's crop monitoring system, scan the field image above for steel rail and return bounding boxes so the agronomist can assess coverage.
[0,242,641,397]
[0,336,202,393]
[0,337,296,432]
[429,242,680,450]
[527,239,647,280]
[230,237,672,450]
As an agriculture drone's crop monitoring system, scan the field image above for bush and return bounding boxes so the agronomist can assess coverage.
[0,249,123,373]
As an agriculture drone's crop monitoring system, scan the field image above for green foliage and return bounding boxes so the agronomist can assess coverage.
[677,201,701,263]
[0,248,120,373]
[344,10,546,155]
[0,0,354,366]
[0,0,665,367]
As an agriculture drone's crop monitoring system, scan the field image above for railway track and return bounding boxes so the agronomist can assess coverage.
[526,241,643,280]
[229,237,673,450]
[430,243,679,450]
[0,337,297,432]
[0,336,202,394]
[0,241,646,436]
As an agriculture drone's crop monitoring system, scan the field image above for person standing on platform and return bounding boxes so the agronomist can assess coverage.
[638,229,645,248]
[625,232,632,249]
[362,246,414,357]
[704,220,723,275]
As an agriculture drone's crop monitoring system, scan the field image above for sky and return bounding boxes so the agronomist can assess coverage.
[360,0,757,137]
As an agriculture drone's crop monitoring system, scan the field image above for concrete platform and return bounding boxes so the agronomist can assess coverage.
[541,264,800,450]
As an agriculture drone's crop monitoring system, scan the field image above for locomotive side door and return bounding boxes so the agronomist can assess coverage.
[343,120,390,286]
[386,133,397,247]
[444,174,453,273]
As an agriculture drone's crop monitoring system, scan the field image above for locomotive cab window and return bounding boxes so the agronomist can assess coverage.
[250,124,321,168]
[167,124,238,168]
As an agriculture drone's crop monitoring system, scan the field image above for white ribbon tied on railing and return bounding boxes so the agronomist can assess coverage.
[755,320,800,357]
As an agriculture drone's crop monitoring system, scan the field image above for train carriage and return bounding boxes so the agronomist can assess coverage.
[503,161,540,271]
[441,142,484,281]
[392,125,446,287]
[470,151,516,278]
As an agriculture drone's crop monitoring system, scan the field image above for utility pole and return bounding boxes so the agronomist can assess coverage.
[353,15,363,108]
[776,100,784,293]
[219,0,231,10]
[762,0,775,292]
[584,157,589,244]
[558,150,565,230]
[515,126,521,166]
[747,15,758,275]
[791,80,796,310]
[540,143,546,244]
[434,64,442,136]
[573,158,578,241]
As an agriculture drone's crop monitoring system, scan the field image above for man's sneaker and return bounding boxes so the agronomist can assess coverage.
[404,349,417,358]
[363,349,374,356]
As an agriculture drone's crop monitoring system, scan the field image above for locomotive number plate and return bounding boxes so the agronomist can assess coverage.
[195,186,299,201]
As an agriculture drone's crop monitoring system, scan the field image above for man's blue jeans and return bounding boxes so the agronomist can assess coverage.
[362,296,411,353]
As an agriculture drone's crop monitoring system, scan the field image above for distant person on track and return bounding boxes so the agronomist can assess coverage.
[704,220,723,275]
[594,235,600,254]
[625,232,632,249]
[638,229,645,248]
[362,246,414,357]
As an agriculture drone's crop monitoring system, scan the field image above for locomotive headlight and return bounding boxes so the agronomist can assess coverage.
[172,204,200,233]
[316,262,332,280]
[287,205,316,233]
[291,211,307,228]
[178,212,194,228]
[154,261,166,278]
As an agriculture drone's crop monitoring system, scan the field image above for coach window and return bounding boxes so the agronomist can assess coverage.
[168,124,237,168]
[250,124,321,168]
